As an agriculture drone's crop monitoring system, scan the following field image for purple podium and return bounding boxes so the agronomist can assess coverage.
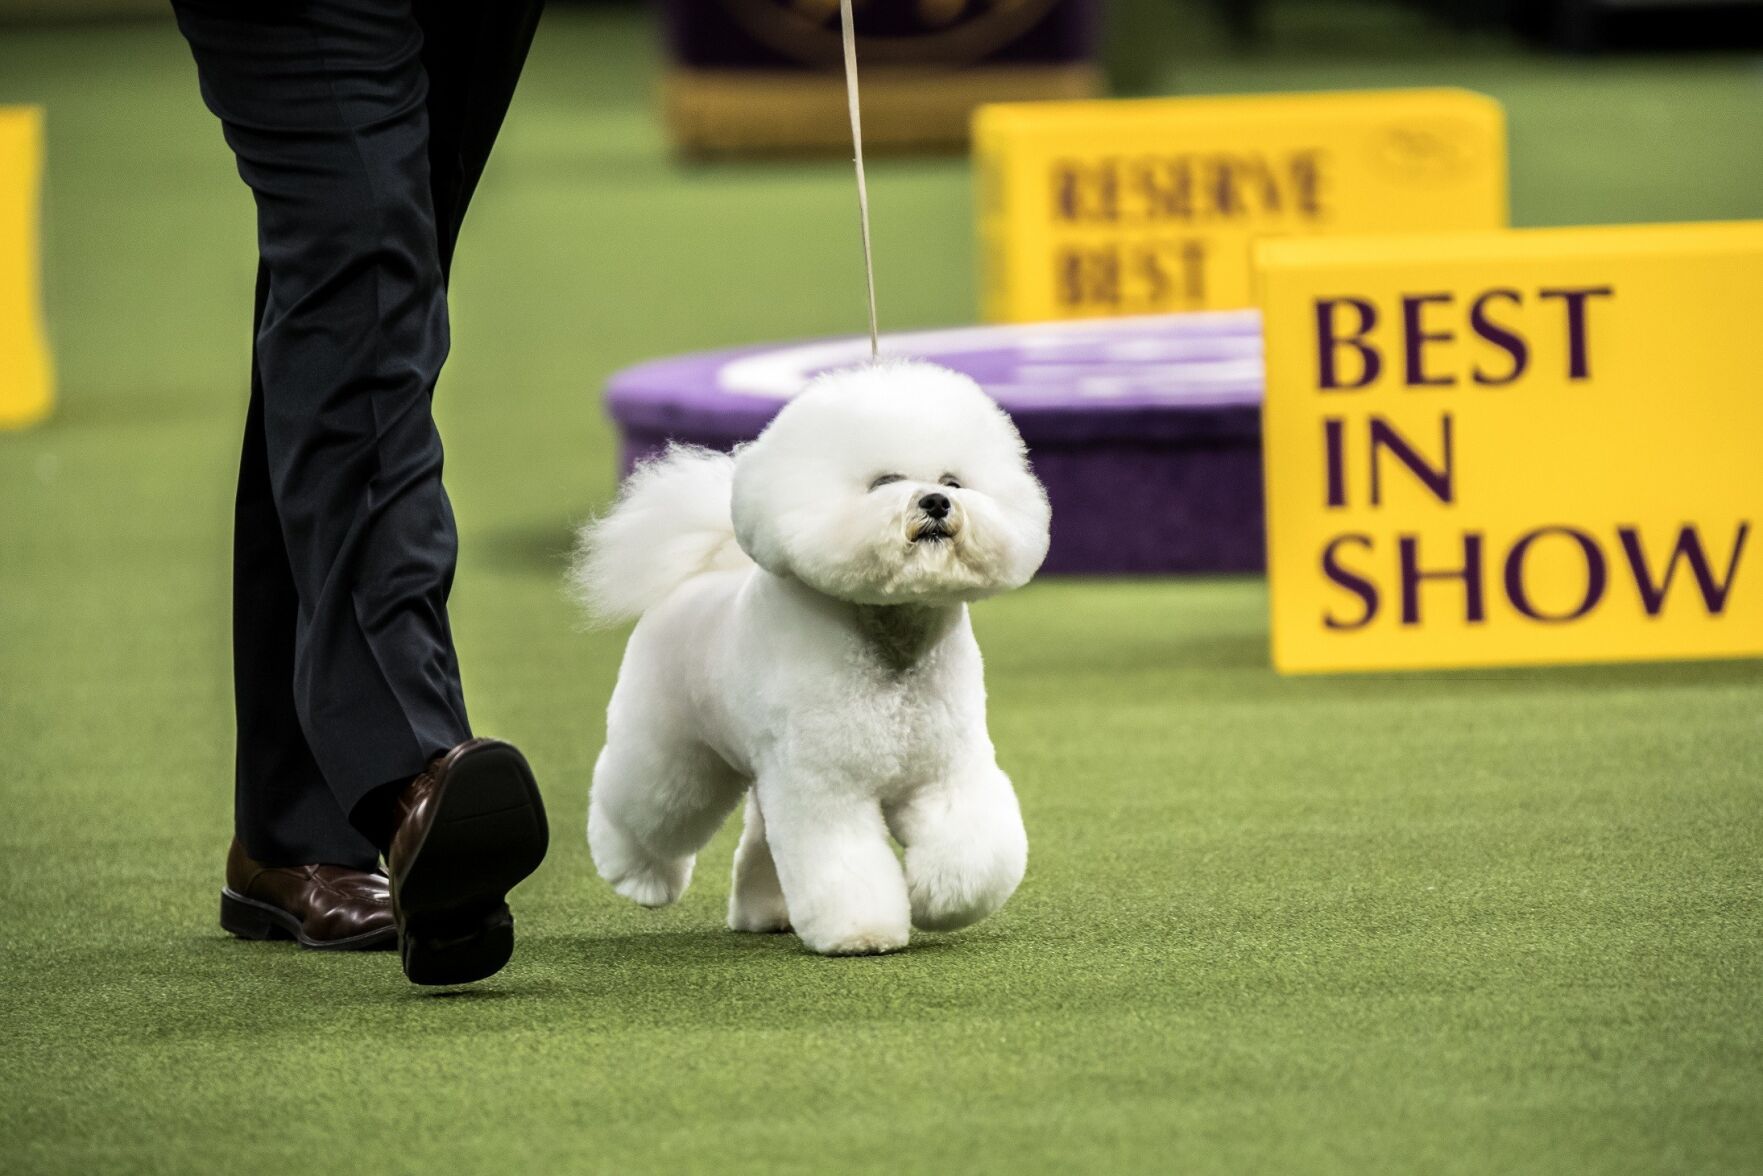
[605,313,1266,575]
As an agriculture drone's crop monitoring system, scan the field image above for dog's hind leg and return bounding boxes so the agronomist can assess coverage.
[887,761,1028,932]
[727,793,790,933]
[589,739,743,908]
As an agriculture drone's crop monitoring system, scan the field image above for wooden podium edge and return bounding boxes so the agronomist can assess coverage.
[663,64,1104,156]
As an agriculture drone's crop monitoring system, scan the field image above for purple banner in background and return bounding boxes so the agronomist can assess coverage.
[661,0,1103,71]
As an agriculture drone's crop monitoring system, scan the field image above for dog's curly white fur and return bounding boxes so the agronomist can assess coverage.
[572,361,1050,955]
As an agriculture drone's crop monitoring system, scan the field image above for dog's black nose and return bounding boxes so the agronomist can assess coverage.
[918,493,951,519]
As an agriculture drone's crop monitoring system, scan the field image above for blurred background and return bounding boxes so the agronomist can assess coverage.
[4,0,1758,501]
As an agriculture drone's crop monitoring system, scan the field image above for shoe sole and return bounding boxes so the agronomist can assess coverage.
[392,741,549,986]
[219,888,397,952]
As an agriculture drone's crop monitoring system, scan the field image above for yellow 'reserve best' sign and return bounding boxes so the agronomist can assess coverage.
[974,88,1507,323]
[2,105,53,429]
[1256,221,1763,674]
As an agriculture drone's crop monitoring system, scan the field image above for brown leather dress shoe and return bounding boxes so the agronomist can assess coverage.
[220,839,396,951]
[388,738,548,985]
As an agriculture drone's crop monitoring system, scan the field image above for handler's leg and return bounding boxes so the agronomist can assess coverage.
[175,0,470,820]
[217,265,399,952]
[416,0,546,277]
[231,266,380,871]
[176,0,548,980]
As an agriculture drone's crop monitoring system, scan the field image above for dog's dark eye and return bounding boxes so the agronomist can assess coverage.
[939,475,962,489]
[869,473,904,491]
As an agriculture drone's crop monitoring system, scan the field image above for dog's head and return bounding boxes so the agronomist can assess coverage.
[731,361,1051,606]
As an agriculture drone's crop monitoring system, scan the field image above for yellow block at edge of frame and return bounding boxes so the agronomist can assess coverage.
[973,87,1508,323]
[1256,220,1763,674]
[1,105,54,430]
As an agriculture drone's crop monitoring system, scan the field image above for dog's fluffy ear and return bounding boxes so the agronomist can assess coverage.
[729,436,791,578]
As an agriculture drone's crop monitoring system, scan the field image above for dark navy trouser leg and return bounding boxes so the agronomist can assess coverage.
[174,0,541,865]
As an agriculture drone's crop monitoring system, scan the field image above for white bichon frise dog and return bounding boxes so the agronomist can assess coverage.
[571,360,1051,955]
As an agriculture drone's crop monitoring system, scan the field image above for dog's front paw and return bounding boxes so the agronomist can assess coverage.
[901,788,1028,932]
[799,924,909,956]
[906,842,1022,931]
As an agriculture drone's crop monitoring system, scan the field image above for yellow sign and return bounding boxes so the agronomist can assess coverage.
[974,88,1507,323]
[1,105,53,429]
[1257,221,1763,674]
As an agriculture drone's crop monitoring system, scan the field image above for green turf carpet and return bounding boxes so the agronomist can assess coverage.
[2,5,1761,1173]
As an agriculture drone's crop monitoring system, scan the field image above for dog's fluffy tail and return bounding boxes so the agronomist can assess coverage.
[570,445,751,625]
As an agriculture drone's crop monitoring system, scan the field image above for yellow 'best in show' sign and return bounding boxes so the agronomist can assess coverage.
[1257,221,1763,674]
[974,88,1507,323]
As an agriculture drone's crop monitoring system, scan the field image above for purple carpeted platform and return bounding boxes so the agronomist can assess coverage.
[605,313,1266,574]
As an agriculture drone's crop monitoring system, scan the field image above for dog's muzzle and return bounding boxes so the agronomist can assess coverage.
[910,518,954,543]
[908,492,958,543]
